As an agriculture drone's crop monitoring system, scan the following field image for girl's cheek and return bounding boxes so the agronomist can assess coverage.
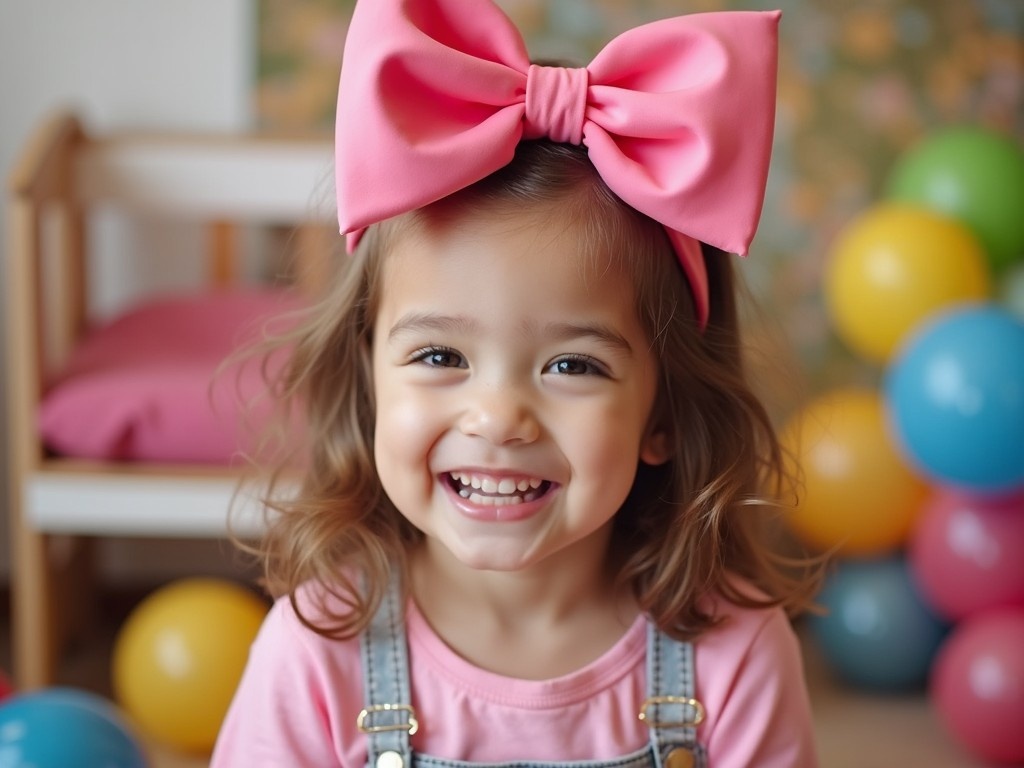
[377,393,437,443]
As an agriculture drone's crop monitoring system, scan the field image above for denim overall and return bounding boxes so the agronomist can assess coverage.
[357,582,708,768]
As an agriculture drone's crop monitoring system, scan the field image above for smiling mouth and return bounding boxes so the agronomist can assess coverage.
[447,471,551,506]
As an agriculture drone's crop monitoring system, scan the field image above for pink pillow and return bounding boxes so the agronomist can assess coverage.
[38,289,303,464]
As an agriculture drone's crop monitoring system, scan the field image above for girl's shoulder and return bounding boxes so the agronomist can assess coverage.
[692,577,817,766]
[694,574,806,713]
[213,581,370,765]
[258,579,366,653]
[696,574,801,665]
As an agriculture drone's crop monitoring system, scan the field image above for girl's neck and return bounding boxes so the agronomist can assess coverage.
[408,528,640,679]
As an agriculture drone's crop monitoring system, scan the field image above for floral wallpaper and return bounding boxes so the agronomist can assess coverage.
[257,0,1024,395]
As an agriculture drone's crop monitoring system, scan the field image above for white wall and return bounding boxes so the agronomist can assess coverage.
[0,0,255,581]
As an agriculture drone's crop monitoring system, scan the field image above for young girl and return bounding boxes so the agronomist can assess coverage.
[213,1,820,766]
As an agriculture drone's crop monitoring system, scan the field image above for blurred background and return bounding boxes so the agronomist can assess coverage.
[0,1,1022,766]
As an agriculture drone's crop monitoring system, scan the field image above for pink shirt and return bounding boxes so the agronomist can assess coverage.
[212,586,817,767]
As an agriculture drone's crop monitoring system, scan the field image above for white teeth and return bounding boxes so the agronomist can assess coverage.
[450,472,544,490]
[449,471,546,505]
[456,488,522,505]
[464,492,524,506]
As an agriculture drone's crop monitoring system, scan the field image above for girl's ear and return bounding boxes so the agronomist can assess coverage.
[640,425,672,466]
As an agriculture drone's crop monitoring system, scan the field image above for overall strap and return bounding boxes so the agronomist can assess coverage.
[358,577,418,768]
[641,625,707,768]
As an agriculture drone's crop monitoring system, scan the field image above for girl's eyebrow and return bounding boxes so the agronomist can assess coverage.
[541,321,634,355]
[387,313,633,355]
[387,312,478,341]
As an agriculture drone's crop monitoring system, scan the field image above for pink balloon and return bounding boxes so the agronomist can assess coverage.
[931,609,1024,765]
[909,488,1024,621]
[0,668,13,702]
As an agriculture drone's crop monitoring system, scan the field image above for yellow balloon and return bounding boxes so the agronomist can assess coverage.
[825,203,990,363]
[781,388,929,556]
[112,578,268,754]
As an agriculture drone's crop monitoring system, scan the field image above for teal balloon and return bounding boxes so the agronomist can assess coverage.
[885,304,1024,493]
[886,128,1024,273]
[810,557,948,692]
[0,688,147,767]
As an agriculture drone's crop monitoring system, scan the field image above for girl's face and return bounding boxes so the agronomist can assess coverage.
[371,205,669,574]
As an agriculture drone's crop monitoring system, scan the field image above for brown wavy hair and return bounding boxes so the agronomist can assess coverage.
[241,140,819,641]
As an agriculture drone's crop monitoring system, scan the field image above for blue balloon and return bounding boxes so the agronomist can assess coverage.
[885,304,1024,493]
[810,557,948,692]
[0,688,147,768]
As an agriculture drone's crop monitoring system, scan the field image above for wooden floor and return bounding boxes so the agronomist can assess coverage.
[1,593,988,767]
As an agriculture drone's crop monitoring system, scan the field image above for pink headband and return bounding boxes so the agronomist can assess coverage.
[335,0,780,326]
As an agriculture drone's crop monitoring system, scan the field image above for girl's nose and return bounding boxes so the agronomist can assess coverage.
[458,385,541,445]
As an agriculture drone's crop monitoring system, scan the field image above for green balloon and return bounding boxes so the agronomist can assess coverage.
[886,128,1024,273]
[1001,263,1024,320]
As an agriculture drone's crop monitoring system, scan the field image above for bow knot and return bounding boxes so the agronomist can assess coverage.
[524,64,588,146]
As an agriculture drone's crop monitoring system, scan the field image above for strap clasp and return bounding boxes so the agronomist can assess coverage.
[638,695,706,729]
[356,703,420,735]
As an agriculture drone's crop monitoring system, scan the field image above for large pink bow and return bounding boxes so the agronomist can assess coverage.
[335,0,781,325]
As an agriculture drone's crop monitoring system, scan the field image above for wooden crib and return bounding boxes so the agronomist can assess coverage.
[4,112,336,688]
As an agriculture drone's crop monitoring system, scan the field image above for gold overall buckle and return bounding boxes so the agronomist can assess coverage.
[638,695,706,728]
[356,703,420,735]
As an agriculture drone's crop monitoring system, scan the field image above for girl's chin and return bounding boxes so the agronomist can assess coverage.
[440,545,543,573]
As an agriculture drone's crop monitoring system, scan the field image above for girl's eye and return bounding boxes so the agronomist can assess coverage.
[411,346,466,368]
[546,354,605,376]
